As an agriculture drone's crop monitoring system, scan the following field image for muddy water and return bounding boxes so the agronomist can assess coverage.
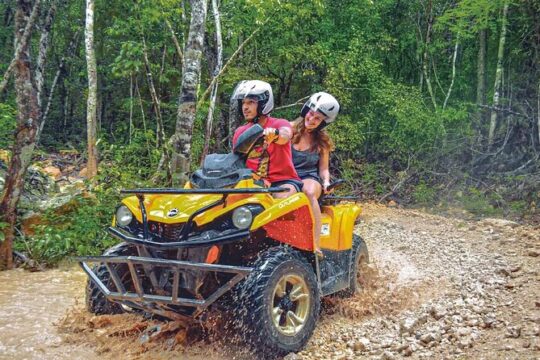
[0,266,97,360]
[0,255,428,359]
[0,267,241,360]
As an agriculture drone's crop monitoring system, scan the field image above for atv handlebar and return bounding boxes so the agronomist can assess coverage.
[120,187,288,195]
[326,179,345,192]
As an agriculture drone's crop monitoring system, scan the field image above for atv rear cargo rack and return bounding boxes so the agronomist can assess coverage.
[78,255,252,319]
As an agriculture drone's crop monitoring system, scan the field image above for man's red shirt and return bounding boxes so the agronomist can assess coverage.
[233,116,300,183]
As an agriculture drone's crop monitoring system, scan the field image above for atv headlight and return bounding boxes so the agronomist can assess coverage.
[232,206,253,230]
[116,205,133,227]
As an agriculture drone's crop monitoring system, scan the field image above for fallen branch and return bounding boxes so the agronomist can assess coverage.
[164,18,183,67]
[378,154,414,203]
[197,21,268,107]
[477,104,526,118]
[275,95,310,110]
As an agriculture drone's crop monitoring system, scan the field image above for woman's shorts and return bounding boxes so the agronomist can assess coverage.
[270,179,304,193]
[300,174,322,184]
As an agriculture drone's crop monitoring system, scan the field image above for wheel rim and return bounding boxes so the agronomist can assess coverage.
[355,254,368,293]
[271,274,311,336]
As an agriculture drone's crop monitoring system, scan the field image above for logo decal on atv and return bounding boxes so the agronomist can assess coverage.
[167,208,179,217]
[321,224,330,236]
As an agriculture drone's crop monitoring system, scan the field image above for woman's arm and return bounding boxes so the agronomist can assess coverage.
[319,149,331,192]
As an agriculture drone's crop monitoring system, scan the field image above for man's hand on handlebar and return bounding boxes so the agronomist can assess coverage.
[263,127,279,143]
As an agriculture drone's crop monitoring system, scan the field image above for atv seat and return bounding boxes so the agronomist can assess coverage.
[191,153,253,189]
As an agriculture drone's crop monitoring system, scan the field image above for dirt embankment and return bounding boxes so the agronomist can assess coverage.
[1,203,538,359]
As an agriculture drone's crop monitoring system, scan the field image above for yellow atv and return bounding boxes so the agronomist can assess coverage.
[78,124,369,356]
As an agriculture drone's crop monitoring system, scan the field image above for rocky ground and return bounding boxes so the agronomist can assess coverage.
[1,203,538,359]
[293,203,540,360]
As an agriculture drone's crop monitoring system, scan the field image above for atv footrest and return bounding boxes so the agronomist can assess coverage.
[78,255,252,317]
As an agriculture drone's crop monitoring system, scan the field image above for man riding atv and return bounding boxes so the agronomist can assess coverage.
[78,82,369,358]
[232,80,303,198]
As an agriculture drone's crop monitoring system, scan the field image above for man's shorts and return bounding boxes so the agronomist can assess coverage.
[270,179,304,193]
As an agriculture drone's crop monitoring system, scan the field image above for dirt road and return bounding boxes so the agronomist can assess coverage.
[1,203,538,359]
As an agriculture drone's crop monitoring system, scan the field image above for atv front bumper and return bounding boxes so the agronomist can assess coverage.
[78,255,252,320]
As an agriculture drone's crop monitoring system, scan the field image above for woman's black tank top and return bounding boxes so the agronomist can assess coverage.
[292,146,321,182]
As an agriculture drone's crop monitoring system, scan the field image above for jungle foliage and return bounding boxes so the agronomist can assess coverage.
[0,0,539,264]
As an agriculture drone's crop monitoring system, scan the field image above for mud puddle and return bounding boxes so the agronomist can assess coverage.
[0,242,437,359]
[0,266,96,360]
[57,256,433,359]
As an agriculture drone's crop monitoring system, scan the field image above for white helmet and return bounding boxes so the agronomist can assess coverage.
[232,80,274,117]
[300,92,340,126]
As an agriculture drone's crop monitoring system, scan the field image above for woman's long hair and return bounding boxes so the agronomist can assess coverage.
[291,117,335,153]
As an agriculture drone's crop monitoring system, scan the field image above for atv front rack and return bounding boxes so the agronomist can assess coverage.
[78,255,252,319]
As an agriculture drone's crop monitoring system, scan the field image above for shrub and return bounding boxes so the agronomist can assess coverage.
[413,181,437,205]
[0,102,16,149]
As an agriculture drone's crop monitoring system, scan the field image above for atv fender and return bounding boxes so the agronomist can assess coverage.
[251,192,315,251]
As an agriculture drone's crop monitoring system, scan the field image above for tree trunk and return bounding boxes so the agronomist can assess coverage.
[537,81,540,149]
[227,90,240,149]
[85,0,98,178]
[38,30,81,143]
[141,36,165,148]
[197,23,264,107]
[422,0,437,110]
[35,0,56,109]
[488,2,509,147]
[476,28,487,106]
[201,0,222,162]
[165,18,184,67]
[216,92,228,152]
[0,0,41,270]
[443,37,459,110]
[169,0,208,186]
[129,73,133,144]
[0,0,40,96]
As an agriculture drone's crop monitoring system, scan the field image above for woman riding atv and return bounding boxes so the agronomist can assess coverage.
[291,92,340,257]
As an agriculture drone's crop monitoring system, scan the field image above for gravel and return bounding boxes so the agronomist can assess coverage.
[293,203,540,360]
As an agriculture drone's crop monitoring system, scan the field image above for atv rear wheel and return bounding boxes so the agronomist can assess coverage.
[234,246,320,356]
[86,242,137,315]
[339,235,369,297]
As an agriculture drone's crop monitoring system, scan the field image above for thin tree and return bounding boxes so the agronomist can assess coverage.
[35,0,57,109]
[0,0,41,96]
[37,30,81,143]
[141,36,166,149]
[169,0,209,186]
[85,0,98,177]
[0,0,41,270]
[201,0,223,161]
[421,0,438,109]
[477,28,487,106]
[488,1,509,147]
[443,36,459,110]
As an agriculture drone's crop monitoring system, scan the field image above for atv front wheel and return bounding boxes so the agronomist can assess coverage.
[234,246,320,356]
[86,242,137,315]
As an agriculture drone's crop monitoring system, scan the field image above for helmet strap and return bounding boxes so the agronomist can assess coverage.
[316,121,328,131]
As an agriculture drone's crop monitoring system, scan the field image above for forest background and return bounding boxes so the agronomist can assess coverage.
[0,0,538,268]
